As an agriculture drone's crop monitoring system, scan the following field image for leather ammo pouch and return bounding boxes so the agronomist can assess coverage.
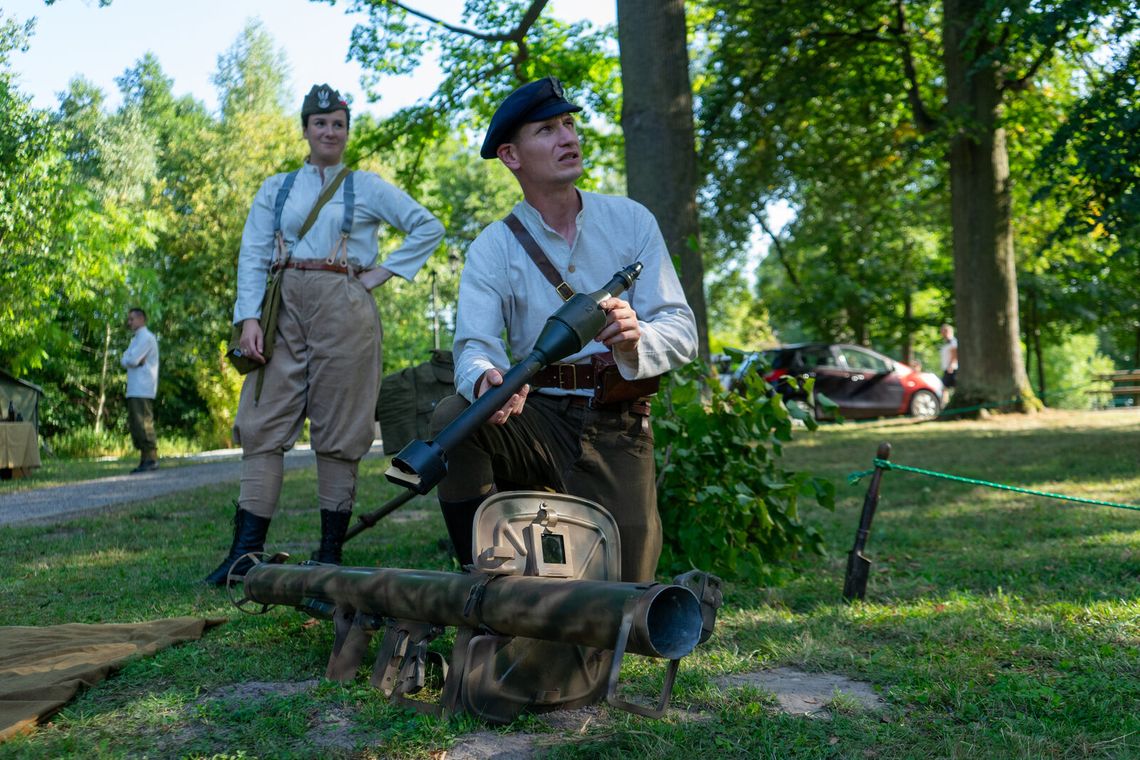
[591,351,660,404]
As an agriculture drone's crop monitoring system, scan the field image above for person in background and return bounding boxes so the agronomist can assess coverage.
[120,307,159,474]
[430,76,697,583]
[939,322,959,404]
[204,84,445,586]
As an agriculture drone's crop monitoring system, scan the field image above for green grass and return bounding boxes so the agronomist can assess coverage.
[0,450,222,492]
[2,409,1140,758]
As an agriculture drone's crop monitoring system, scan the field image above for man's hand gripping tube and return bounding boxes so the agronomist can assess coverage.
[385,263,643,494]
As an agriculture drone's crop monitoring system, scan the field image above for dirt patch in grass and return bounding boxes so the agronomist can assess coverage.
[202,678,321,703]
[716,667,886,719]
[442,668,877,757]
[129,668,884,757]
[444,706,611,759]
[386,507,433,524]
[308,705,359,752]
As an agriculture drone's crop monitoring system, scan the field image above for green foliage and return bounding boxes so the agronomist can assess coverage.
[653,359,835,582]
[212,20,292,120]
[0,14,74,374]
[705,268,775,353]
[1032,34,1140,364]
[696,0,1138,396]
[46,426,131,459]
[44,425,203,460]
[361,135,519,371]
[1031,332,1116,409]
[697,0,951,355]
[341,0,624,186]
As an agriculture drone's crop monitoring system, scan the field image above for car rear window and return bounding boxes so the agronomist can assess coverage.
[798,346,835,369]
[840,347,890,372]
[763,350,791,370]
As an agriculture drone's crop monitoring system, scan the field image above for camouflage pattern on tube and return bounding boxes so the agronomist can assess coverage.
[241,561,702,659]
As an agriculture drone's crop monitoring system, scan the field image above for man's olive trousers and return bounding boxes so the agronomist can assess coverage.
[432,393,661,582]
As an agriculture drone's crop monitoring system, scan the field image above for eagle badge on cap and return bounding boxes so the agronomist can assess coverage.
[317,87,332,109]
[549,77,564,97]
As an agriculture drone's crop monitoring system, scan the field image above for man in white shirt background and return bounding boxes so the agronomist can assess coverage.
[939,322,959,405]
[120,307,160,473]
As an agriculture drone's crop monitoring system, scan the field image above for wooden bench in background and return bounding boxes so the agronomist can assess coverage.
[1086,370,1140,409]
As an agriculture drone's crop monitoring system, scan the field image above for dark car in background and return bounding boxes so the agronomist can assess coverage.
[732,343,943,420]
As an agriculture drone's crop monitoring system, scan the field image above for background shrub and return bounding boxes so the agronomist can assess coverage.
[652,360,835,583]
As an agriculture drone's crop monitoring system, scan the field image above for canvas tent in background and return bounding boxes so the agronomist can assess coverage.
[0,369,43,432]
[0,369,44,478]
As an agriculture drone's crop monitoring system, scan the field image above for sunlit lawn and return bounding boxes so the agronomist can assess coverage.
[0,441,236,492]
[1,408,1139,758]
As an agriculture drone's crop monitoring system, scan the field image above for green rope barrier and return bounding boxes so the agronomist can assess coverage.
[847,458,1140,513]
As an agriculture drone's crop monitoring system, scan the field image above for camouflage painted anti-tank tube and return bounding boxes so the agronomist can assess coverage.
[241,562,702,660]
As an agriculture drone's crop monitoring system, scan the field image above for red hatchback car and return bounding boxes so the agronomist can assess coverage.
[733,343,944,420]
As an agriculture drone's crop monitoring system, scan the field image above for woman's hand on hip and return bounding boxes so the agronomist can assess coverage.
[359,265,394,292]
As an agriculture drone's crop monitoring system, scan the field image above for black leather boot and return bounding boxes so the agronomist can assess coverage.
[203,504,272,586]
[312,510,352,564]
[438,496,486,567]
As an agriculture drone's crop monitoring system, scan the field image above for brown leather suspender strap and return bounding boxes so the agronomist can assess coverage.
[502,214,661,404]
[503,213,575,301]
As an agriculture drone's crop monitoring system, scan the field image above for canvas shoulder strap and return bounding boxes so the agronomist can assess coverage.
[273,170,300,236]
[299,166,352,240]
[503,213,575,301]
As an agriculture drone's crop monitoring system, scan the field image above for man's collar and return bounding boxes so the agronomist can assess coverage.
[517,188,586,232]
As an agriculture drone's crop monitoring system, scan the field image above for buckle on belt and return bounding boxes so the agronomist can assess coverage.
[556,282,575,301]
[557,364,577,390]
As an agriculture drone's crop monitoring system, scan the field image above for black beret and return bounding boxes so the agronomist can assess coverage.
[480,76,583,159]
[301,84,350,126]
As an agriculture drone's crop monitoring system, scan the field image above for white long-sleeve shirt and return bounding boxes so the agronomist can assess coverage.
[120,326,159,399]
[453,191,698,402]
[233,161,445,324]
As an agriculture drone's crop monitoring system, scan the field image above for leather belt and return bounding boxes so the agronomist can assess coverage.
[531,363,594,391]
[561,395,652,417]
[275,260,363,276]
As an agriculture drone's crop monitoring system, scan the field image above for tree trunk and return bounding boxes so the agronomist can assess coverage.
[617,0,709,360]
[902,289,914,367]
[942,0,1035,411]
[94,323,112,434]
[1027,288,1045,404]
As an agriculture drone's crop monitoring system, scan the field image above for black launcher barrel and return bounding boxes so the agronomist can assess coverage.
[385,263,643,494]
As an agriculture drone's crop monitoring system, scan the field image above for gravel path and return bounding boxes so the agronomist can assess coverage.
[0,443,385,527]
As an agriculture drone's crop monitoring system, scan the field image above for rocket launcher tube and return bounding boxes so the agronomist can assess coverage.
[386,262,643,494]
[242,560,702,660]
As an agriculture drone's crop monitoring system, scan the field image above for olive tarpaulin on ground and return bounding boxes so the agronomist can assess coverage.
[0,617,224,741]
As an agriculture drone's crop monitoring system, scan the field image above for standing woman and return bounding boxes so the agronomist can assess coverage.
[205,84,445,585]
